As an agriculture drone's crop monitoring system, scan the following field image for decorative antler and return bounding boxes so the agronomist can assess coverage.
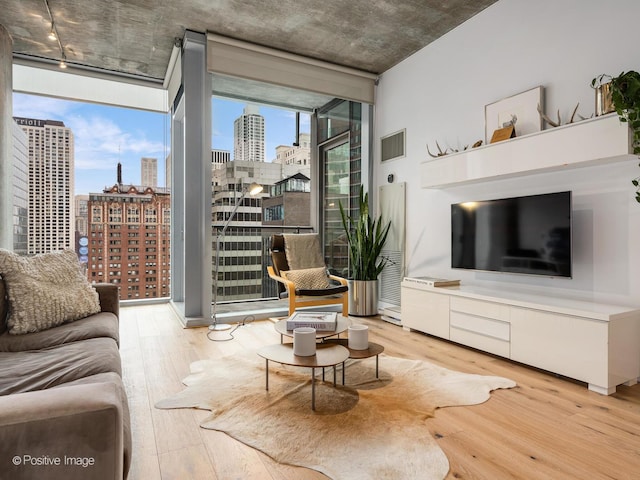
[577,112,594,121]
[537,103,560,128]
[569,103,579,124]
[537,103,586,128]
[427,140,449,158]
[427,139,483,158]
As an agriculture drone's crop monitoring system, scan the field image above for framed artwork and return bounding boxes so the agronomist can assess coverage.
[485,86,544,144]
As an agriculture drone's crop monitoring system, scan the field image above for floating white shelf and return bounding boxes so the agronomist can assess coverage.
[421,113,634,188]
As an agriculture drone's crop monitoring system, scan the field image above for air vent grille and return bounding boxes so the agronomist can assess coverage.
[381,129,405,162]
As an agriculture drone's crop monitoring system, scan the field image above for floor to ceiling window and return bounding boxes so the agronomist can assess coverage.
[11,92,170,301]
[210,97,313,304]
[174,31,375,324]
[317,100,364,279]
[207,95,369,311]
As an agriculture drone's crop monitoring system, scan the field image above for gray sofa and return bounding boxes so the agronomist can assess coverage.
[0,280,131,480]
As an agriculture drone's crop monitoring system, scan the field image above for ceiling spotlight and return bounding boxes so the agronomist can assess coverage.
[48,24,56,41]
[59,53,67,69]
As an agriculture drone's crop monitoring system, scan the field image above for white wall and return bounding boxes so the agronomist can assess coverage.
[375,0,640,306]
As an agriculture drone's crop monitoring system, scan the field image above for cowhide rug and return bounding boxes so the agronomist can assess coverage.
[155,351,515,480]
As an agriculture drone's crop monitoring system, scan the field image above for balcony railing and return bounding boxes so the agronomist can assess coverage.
[212,225,315,304]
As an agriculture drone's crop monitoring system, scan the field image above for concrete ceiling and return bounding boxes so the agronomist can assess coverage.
[1,0,497,85]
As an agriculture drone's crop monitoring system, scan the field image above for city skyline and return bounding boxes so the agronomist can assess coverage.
[12,93,311,196]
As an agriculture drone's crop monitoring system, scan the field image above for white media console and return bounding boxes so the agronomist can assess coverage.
[401,278,640,395]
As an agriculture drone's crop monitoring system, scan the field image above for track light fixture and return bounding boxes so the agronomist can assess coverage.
[43,0,66,69]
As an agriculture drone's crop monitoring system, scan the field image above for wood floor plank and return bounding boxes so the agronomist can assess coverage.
[158,444,217,480]
[437,392,638,480]
[120,304,640,480]
[200,429,277,480]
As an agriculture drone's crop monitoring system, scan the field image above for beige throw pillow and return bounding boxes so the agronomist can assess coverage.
[0,249,101,335]
[281,267,331,290]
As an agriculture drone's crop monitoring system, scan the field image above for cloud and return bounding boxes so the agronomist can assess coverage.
[65,115,166,171]
[13,93,169,194]
[299,113,311,130]
[13,94,166,172]
[281,110,311,131]
[13,93,76,120]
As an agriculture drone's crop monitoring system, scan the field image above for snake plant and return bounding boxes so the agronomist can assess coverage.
[339,186,391,280]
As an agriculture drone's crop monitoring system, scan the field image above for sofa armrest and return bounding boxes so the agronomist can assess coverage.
[94,283,119,318]
[0,382,125,480]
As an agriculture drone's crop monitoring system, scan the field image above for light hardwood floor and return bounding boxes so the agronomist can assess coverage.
[120,303,640,480]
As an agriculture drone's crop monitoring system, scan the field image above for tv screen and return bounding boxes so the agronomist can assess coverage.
[451,191,572,277]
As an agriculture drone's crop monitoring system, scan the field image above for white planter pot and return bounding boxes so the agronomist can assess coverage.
[348,279,378,316]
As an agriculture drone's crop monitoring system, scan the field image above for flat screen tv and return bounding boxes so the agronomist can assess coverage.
[451,191,572,277]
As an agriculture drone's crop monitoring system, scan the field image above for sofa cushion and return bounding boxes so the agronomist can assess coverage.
[281,267,331,290]
[0,312,119,352]
[53,372,132,478]
[0,337,121,396]
[0,249,101,335]
[0,372,131,480]
[0,277,7,335]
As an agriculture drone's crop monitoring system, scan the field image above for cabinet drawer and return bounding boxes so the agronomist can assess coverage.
[450,311,510,341]
[450,311,510,358]
[450,326,510,358]
[450,296,509,321]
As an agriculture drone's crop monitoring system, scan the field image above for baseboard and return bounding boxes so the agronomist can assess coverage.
[380,305,402,326]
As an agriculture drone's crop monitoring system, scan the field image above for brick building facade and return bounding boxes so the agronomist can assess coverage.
[87,183,170,300]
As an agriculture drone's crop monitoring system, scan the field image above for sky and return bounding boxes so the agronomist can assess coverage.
[12,93,311,196]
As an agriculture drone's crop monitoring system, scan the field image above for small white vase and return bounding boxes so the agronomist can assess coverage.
[348,324,369,350]
[293,327,316,356]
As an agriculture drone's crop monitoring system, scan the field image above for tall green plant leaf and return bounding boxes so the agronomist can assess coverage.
[339,185,391,280]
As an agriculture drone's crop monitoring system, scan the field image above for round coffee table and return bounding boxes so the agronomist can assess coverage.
[323,338,385,384]
[257,343,349,410]
[274,315,351,343]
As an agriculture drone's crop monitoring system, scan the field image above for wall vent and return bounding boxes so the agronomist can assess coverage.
[381,129,405,162]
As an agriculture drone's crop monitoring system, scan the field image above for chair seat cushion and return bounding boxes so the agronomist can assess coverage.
[279,284,348,298]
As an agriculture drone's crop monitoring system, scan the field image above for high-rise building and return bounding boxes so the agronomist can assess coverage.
[211,159,305,302]
[274,133,311,166]
[233,105,265,162]
[211,149,230,170]
[75,194,89,236]
[165,153,171,188]
[14,117,74,254]
[87,181,171,301]
[11,121,28,255]
[141,157,158,187]
[262,173,311,226]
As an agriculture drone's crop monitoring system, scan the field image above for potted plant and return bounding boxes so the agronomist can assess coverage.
[592,71,640,202]
[339,185,391,316]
